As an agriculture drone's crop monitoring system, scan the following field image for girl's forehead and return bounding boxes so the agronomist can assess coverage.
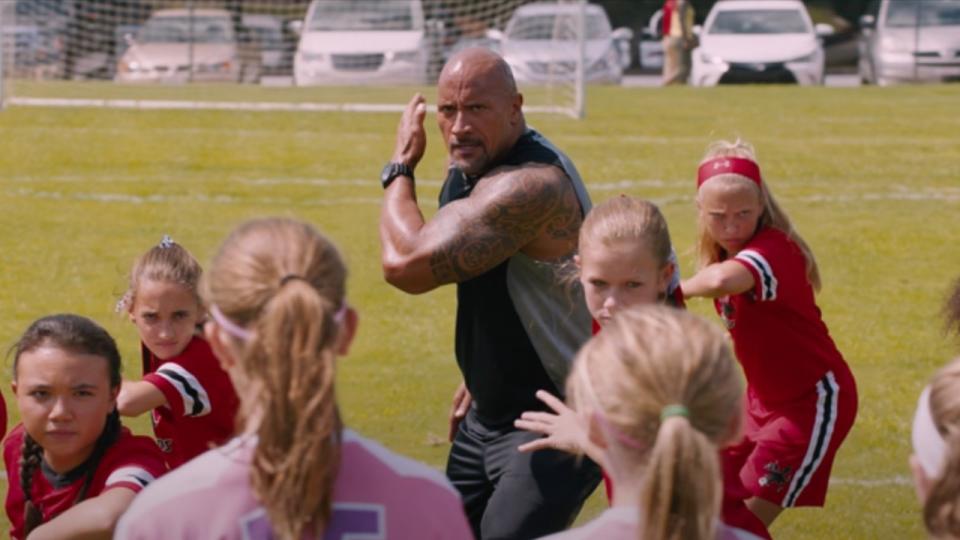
[699,178,760,203]
[16,346,110,382]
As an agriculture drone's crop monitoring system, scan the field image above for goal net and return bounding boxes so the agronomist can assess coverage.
[0,0,620,118]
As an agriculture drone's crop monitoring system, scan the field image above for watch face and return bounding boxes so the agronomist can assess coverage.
[381,164,394,183]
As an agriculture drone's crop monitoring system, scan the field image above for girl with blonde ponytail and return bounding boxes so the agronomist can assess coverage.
[539,306,759,540]
[116,218,472,540]
[909,279,960,539]
[681,140,858,527]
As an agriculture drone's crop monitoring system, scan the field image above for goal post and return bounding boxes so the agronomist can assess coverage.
[0,0,598,118]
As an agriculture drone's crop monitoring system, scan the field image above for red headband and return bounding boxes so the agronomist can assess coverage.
[697,157,762,189]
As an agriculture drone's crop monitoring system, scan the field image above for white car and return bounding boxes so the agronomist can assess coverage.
[489,2,633,85]
[690,0,833,86]
[116,9,260,83]
[293,0,429,85]
[859,0,960,85]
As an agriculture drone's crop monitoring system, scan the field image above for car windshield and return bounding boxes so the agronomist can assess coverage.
[885,1,960,27]
[708,9,810,34]
[138,15,235,43]
[246,25,283,48]
[308,1,422,31]
[506,13,611,40]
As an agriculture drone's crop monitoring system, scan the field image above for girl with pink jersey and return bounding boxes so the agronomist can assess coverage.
[538,306,760,540]
[116,218,472,539]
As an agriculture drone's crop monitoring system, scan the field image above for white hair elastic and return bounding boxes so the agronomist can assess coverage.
[912,385,947,478]
[210,302,350,343]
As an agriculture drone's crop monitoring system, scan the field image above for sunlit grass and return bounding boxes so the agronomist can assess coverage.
[1,82,958,538]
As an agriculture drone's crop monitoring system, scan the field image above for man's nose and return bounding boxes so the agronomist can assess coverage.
[451,111,470,135]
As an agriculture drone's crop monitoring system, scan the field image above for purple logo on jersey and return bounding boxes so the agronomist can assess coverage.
[240,503,385,540]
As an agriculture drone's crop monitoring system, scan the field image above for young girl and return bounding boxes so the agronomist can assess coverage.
[909,277,960,538]
[5,314,167,539]
[116,236,239,469]
[911,356,960,539]
[115,217,472,539]
[514,195,681,458]
[681,140,858,526]
[540,306,758,539]
[514,195,769,539]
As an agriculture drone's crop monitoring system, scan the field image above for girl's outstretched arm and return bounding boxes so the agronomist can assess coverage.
[681,260,755,299]
[117,380,167,417]
[27,488,136,540]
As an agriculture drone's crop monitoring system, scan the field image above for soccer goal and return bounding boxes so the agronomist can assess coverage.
[0,0,616,118]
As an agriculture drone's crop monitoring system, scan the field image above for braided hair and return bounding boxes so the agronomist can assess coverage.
[12,314,123,537]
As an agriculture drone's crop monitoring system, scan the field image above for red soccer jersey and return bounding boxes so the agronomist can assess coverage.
[4,423,167,540]
[142,335,240,468]
[715,227,849,405]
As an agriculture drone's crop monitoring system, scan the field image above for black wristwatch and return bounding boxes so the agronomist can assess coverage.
[380,162,415,189]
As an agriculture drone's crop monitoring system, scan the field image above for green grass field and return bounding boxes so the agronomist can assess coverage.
[1,81,958,538]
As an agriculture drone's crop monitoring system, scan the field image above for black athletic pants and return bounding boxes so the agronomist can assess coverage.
[446,407,602,540]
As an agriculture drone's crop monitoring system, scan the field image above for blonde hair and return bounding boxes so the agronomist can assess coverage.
[568,306,742,540]
[118,236,203,312]
[202,218,346,540]
[581,195,673,270]
[695,140,821,291]
[922,357,960,538]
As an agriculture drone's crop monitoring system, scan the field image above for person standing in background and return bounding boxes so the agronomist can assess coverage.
[662,0,695,85]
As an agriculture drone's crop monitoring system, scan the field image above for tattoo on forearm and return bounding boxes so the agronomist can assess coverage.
[429,168,580,284]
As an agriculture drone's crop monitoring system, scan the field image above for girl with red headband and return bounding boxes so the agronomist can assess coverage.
[680,140,858,527]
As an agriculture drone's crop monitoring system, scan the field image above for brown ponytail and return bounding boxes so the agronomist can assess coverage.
[641,416,721,540]
[203,218,348,539]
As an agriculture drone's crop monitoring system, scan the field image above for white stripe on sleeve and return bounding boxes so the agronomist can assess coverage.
[106,466,157,489]
[156,362,212,417]
[735,249,778,301]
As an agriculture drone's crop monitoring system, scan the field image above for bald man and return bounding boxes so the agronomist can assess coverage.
[378,49,600,539]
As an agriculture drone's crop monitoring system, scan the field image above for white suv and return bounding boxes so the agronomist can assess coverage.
[293,0,429,85]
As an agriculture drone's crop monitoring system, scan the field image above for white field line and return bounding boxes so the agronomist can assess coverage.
[7,97,571,116]
[830,475,912,487]
[6,184,960,206]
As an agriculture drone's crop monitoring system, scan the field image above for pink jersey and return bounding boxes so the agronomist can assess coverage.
[538,506,764,540]
[5,424,167,539]
[116,429,473,539]
[715,227,851,405]
[142,335,239,468]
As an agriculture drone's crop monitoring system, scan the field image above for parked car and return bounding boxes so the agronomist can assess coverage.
[242,14,294,76]
[487,2,633,85]
[690,0,833,86]
[115,8,261,84]
[292,0,429,85]
[859,0,960,85]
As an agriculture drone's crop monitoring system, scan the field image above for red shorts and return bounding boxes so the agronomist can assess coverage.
[722,369,857,508]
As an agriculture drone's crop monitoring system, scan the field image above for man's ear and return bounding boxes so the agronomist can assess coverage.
[511,92,524,123]
[204,321,238,372]
[336,308,359,356]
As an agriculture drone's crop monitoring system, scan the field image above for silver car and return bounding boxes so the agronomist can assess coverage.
[859,0,960,85]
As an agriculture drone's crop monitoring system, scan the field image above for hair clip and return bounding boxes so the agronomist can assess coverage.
[159,235,175,249]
